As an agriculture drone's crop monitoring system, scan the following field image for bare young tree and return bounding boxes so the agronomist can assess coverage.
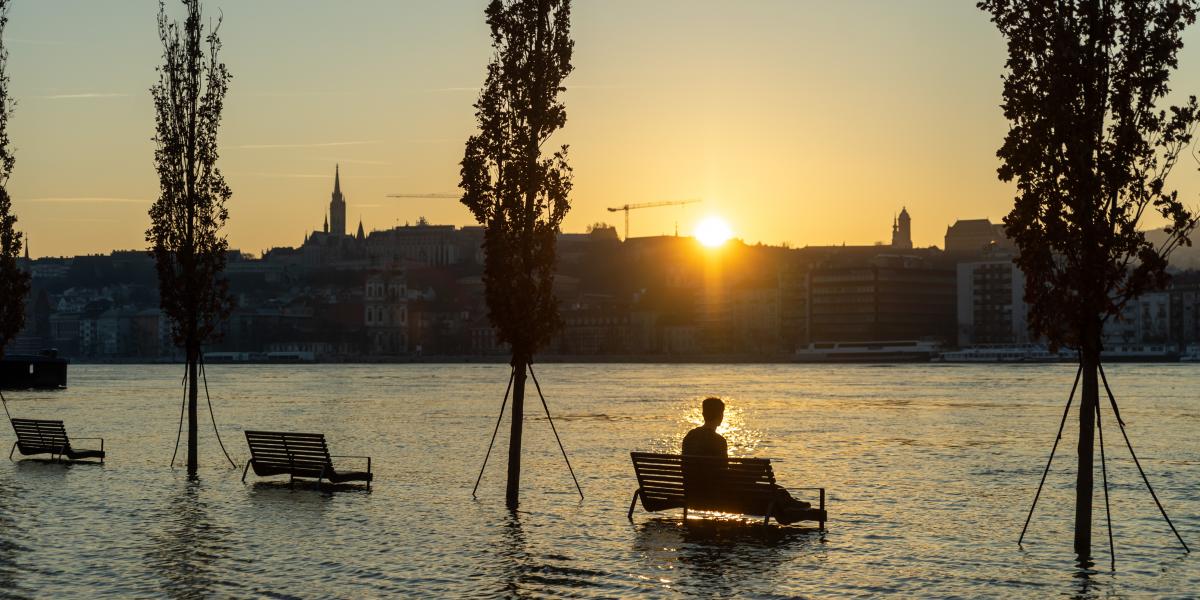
[148,0,232,479]
[980,0,1199,558]
[461,0,574,510]
[0,0,28,366]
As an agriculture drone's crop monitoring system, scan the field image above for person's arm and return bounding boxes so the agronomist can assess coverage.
[718,435,728,459]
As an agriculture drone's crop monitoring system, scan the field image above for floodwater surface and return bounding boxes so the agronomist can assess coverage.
[0,363,1196,598]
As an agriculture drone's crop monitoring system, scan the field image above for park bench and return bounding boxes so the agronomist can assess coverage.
[8,418,105,463]
[242,430,372,488]
[628,451,825,528]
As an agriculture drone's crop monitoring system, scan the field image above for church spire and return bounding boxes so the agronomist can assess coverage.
[23,233,28,260]
[324,214,329,234]
[356,217,365,241]
[329,164,346,236]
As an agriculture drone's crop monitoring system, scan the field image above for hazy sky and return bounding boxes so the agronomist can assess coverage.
[8,1,1200,257]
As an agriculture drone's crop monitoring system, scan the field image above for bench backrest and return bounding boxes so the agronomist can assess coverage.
[631,451,777,513]
[10,418,70,450]
[245,430,332,477]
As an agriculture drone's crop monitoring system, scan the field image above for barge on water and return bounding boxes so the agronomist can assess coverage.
[935,344,1070,363]
[794,340,940,363]
[0,350,68,389]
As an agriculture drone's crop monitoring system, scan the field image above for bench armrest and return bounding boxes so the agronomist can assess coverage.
[329,455,371,472]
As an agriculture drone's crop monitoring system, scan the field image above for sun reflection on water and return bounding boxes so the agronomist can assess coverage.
[673,396,762,456]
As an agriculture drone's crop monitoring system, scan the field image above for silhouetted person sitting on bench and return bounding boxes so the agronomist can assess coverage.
[682,397,812,524]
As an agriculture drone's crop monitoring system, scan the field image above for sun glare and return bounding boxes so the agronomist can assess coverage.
[695,216,733,248]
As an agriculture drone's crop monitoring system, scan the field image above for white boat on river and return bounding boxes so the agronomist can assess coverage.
[794,340,940,363]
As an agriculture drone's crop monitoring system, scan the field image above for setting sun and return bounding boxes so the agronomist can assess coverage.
[695,216,733,247]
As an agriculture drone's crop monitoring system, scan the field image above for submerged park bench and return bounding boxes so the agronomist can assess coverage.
[8,418,105,463]
[243,430,372,489]
[628,452,826,528]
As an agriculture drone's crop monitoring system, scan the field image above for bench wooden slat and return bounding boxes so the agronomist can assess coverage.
[243,430,371,488]
[9,418,104,462]
[629,451,825,527]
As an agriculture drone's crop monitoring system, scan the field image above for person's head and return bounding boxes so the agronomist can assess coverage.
[701,397,725,428]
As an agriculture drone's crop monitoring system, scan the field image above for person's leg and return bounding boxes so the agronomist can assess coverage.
[772,485,812,508]
[772,485,812,524]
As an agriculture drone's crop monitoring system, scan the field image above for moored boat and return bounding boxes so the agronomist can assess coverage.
[1101,343,1178,363]
[794,340,939,363]
[936,344,1070,363]
[0,350,68,389]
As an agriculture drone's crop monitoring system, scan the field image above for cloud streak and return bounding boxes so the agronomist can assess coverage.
[425,83,620,94]
[242,90,356,98]
[10,38,67,47]
[313,157,392,166]
[232,172,406,180]
[34,92,130,100]
[424,86,478,94]
[25,197,149,204]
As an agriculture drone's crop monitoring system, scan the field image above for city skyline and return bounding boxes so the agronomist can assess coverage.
[6,1,1200,258]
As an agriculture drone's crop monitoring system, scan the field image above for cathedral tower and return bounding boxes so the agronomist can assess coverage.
[329,164,346,236]
[891,207,912,249]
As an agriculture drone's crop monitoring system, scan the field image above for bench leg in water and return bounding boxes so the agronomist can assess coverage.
[627,489,640,521]
[763,502,776,529]
[7,442,15,461]
[241,461,251,483]
[820,488,826,531]
[683,506,688,521]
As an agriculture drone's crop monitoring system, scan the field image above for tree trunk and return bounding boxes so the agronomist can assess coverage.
[1074,333,1100,559]
[187,341,199,480]
[506,359,527,510]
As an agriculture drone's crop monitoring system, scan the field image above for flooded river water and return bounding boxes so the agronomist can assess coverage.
[0,363,1196,598]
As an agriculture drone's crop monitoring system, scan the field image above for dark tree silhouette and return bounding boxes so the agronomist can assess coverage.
[0,0,27,365]
[980,0,1199,558]
[461,0,574,510]
[148,0,232,479]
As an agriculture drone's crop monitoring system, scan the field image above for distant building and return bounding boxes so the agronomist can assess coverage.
[808,254,955,343]
[365,223,464,267]
[1168,283,1200,347]
[945,218,1011,259]
[956,255,1028,346]
[131,308,171,358]
[329,164,346,237]
[365,267,408,355]
[778,263,810,350]
[555,306,633,355]
[1105,291,1171,345]
[730,286,781,354]
[891,207,912,249]
[49,312,80,355]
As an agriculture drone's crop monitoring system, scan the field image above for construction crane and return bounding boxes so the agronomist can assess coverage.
[607,199,700,240]
[386,193,459,199]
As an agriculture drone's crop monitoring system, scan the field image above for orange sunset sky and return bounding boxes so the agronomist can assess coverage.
[7,1,1200,257]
